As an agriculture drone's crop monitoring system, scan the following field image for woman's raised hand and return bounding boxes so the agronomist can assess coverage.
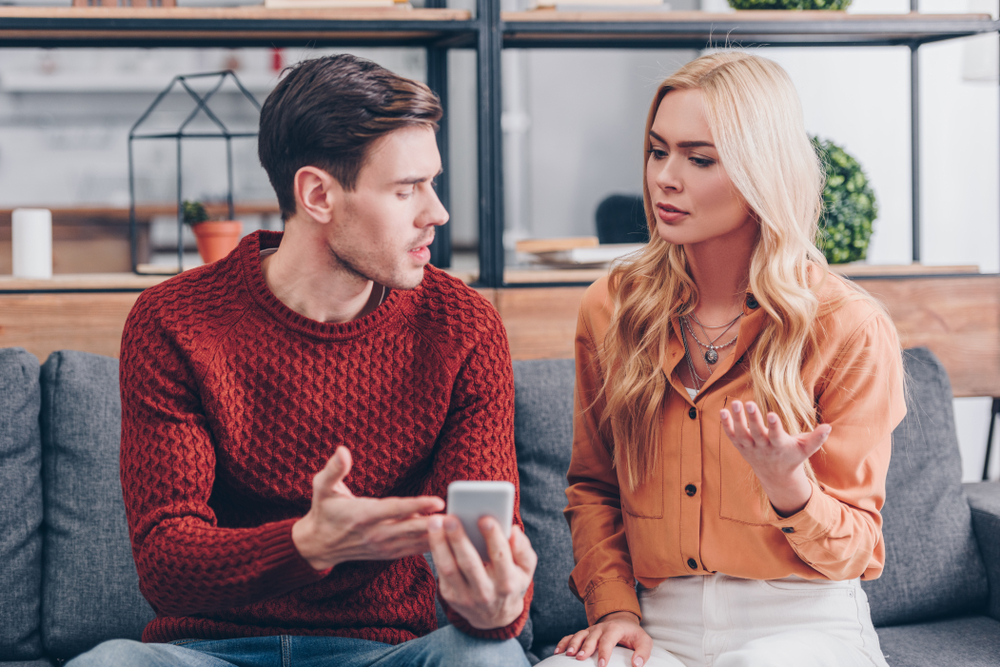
[720,400,831,517]
[553,611,652,667]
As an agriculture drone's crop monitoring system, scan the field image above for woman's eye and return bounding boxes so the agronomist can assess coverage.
[690,156,715,168]
[649,148,667,160]
[397,189,414,200]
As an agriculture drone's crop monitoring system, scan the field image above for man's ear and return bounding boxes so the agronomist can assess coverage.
[293,166,341,224]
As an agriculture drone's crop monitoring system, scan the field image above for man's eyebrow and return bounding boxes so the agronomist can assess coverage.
[648,131,714,149]
[393,168,444,186]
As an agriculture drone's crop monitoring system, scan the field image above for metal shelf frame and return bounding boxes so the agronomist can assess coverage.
[471,7,1000,288]
[0,4,996,289]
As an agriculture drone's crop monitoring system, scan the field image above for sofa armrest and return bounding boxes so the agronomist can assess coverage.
[964,481,1000,621]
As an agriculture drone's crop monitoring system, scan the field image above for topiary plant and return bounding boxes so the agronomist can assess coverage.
[813,137,877,264]
[728,0,852,9]
[182,200,210,226]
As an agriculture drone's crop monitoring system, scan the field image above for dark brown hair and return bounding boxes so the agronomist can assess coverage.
[258,54,442,220]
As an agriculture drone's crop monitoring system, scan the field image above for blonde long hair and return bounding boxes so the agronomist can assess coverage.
[601,52,834,491]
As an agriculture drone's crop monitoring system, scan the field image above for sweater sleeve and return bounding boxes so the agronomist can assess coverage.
[767,308,907,581]
[564,290,640,626]
[118,293,327,617]
[419,299,532,640]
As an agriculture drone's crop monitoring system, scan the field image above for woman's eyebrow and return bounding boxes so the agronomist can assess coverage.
[648,131,714,149]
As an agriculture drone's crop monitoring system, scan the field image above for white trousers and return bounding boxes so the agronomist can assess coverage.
[538,574,889,667]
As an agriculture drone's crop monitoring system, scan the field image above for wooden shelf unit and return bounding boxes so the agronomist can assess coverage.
[0,7,997,406]
[501,10,995,48]
[0,6,476,47]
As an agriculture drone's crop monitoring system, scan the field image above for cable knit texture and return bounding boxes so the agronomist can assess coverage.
[119,230,530,645]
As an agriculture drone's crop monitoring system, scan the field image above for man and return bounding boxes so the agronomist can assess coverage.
[68,54,535,667]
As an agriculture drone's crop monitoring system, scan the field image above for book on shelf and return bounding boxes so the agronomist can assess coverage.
[516,237,645,269]
[514,236,599,254]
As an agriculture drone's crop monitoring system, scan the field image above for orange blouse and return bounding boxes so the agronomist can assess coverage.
[565,272,907,625]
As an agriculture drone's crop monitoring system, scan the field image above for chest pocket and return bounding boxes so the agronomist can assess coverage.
[620,469,664,519]
[718,396,771,526]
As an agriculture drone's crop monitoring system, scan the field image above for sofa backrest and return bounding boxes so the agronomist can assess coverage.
[513,358,588,656]
[39,350,154,660]
[861,347,989,626]
[0,348,44,662]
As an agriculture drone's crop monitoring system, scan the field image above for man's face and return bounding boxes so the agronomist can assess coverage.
[326,125,448,290]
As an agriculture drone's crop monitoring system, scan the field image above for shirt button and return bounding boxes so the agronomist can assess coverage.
[781,527,795,534]
[688,407,697,420]
[685,484,697,497]
[687,558,698,570]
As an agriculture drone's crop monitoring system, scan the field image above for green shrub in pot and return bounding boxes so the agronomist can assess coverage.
[182,200,211,226]
[812,136,877,265]
[727,0,852,9]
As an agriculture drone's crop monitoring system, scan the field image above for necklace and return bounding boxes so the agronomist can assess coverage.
[378,284,387,306]
[679,325,705,391]
[681,315,741,365]
[689,311,743,330]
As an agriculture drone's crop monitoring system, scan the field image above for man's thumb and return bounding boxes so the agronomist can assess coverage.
[317,446,353,495]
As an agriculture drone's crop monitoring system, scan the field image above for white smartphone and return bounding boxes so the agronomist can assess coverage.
[445,480,515,562]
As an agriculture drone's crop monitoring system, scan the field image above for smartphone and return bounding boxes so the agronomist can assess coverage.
[445,480,515,562]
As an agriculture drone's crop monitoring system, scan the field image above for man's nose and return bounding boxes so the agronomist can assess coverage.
[424,189,449,227]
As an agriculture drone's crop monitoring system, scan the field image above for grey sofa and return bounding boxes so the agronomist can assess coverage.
[1,346,998,667]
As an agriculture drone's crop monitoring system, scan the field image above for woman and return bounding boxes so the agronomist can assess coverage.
[539,52,905,667]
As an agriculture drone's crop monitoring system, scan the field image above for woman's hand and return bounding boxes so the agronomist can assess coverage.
[553,611,652,667]
[720,400,831,517]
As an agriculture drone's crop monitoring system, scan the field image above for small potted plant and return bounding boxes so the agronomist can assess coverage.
[812,137,877,265]
[182,200,243,265]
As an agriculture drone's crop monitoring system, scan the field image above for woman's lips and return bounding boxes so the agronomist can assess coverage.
[656,203,688,223]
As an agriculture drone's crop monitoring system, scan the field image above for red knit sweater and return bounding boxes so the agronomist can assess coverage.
[119,230,530,645]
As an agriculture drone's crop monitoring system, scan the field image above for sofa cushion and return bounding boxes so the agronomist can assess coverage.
[513,359,588,652]
[0,348,43,661]
[875,616,1000,667]
[861,347,988,626]
[39,351,154,660]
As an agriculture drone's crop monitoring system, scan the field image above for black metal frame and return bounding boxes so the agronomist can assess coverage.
[127,70,261,273]
[0,6,994,282]
[483,12,999,287]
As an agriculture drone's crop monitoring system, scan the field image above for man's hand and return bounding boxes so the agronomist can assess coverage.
[553,611,651,667]
[428,513,537,630]
[292,446,445,571]
[721,400,831,517]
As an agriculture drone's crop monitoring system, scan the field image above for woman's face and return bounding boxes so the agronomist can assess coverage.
[646,88,754,252]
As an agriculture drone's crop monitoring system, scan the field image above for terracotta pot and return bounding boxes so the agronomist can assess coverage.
[191,220,242,264]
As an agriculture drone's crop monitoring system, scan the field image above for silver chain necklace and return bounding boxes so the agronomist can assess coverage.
[680,324,706,391]
[690,311,743,330]
[681,314,741,365]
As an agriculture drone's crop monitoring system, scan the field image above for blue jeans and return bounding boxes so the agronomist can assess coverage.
[65,626,529,667]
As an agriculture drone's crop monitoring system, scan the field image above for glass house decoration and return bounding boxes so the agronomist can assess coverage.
[128,70,262,274]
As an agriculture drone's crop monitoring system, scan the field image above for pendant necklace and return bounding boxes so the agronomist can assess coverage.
[681,313,742,365]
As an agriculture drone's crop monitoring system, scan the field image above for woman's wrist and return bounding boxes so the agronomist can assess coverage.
[599,610,640,624]
[758,466,813,517]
